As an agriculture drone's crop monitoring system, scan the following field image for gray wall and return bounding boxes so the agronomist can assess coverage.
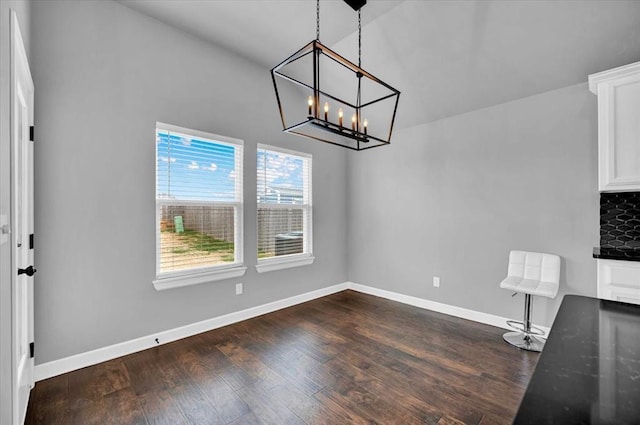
[347,82,599,327]
[0,0,31,421]
[31,0,348,364]
[29,0,601,367]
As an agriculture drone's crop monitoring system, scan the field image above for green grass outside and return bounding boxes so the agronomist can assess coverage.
[258,250,274,259]
[166,229,235,262]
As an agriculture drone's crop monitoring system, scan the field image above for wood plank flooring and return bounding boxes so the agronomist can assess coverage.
[25,290,538,425]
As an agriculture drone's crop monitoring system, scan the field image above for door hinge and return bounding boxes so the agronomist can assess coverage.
[29,233,34,250]
[29,342,34,358]
[29,126,34,142]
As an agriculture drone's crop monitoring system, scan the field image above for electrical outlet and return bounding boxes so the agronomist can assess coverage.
[235,283,243,295]
[433,276,440,288]
[0,215,8,245]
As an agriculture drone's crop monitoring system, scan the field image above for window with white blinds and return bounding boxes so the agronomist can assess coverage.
[257,144,312,272]
[155,122,244,286]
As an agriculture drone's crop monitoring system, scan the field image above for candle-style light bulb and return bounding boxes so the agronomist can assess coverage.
[338,108,343,127]
[351,114,356,131]
[363,118,368,135]
[308,96,313,116]
[324,102,329,121]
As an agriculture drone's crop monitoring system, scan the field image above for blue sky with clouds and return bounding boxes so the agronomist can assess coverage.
[157,130,306,204]
[156,130,237,202]
[257,149,305,204]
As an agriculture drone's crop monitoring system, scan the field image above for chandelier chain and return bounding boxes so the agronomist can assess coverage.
[316,0,320,40]
[358,9,361,68]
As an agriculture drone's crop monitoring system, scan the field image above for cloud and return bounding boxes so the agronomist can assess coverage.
[159,156,176,163]
[187,161,199,170]
[181,137,192,146]
[205,163,217,172]
[228,170,237,180]
[257,153,298,184]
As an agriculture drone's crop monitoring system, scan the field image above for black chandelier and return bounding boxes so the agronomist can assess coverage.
[270,0,400,151]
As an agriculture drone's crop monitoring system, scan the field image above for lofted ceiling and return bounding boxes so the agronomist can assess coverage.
[119,0,640,129]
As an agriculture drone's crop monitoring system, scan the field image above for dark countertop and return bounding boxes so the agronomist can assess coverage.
[513,295,640,425]
[593,246,640,262]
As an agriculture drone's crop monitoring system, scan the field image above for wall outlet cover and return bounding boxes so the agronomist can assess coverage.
[0,214,8,245]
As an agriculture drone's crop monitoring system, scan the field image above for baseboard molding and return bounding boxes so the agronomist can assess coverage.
[34,282,349,381]
[347,282,551,336]
[35,280,549,381]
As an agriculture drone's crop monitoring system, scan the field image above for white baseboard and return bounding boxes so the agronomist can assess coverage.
[347,282,551,335]
[34,282,349,381]
[35,281,549,382]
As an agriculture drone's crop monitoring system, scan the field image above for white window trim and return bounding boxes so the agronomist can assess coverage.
[255,144,313,273]
[255,254,315,273]
[154,122,245,290]
[153,265,247,291]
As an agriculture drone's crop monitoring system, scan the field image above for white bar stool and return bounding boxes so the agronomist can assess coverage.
[500,250,560,352]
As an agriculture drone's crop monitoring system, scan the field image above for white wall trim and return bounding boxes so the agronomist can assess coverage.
[347,282,551,335]
[34,282,349,381]
[35,281,550,382]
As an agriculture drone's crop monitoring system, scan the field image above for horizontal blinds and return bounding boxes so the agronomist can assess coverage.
[156,124,243,275]
[257,145,311,260]
[157,129,241,203]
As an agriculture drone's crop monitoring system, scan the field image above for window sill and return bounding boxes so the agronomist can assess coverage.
[153,266,247,291]
[255,255,315,273]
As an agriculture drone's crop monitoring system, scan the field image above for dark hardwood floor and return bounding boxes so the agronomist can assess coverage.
[25,290,538,425]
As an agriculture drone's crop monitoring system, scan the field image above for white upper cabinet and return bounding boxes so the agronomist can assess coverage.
[589,62,640,192]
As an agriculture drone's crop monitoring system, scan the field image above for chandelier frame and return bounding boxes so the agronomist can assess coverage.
[270,2,400,151]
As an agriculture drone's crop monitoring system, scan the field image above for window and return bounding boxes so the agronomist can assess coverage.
[256,144,313,273]
[154,122,245,290]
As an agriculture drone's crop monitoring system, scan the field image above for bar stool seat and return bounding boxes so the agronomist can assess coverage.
[500,250,560,352]
[500,276,558,299]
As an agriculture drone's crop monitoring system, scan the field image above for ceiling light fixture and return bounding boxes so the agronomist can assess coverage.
[271,0,400,151]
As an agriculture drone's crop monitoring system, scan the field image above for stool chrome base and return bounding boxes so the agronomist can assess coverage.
[502,331,545,352]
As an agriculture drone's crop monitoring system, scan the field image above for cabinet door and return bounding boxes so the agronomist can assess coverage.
[597,259,640,305]
[597,73,640,191]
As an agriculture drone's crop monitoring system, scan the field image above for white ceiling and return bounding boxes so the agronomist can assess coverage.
[119,0,640,129]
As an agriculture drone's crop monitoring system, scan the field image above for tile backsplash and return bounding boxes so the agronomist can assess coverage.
[600,192,640,249]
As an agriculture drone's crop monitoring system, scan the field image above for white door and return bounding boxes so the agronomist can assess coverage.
[11,10,35,425]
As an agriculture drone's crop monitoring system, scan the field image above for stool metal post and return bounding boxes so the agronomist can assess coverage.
[523,293,531,332]
[503,293,546,352]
